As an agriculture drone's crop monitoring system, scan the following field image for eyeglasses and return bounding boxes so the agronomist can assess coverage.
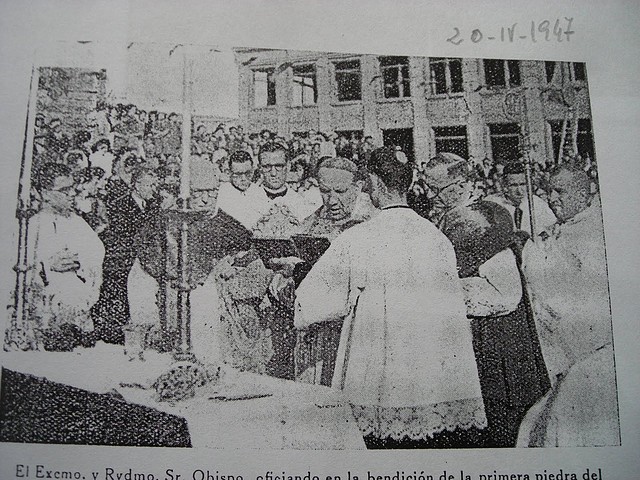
[192,189,219,198]
[429,179,465,198]
[231,171,253,178]
[260,164,286,173]
[50,185,76,197]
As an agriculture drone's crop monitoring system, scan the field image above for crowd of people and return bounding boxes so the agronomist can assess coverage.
[7,99,618,450]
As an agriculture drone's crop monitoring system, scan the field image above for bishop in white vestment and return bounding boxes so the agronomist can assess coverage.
[518,166,619,447]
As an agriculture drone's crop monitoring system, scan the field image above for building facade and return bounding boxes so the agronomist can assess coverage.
[235,48,594,166]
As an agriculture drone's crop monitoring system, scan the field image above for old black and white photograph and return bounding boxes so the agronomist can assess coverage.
[0,40,621,451]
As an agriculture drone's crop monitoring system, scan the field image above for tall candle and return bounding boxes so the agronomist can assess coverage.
[179,48,193,203]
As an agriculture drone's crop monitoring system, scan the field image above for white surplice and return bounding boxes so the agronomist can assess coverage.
[253,184,318,224]
[518,196,619,446]
[216,182,265,231]
[462,248,522,317]
[294,207,487,440]
[26,211,104,332]
[522,196,613,378]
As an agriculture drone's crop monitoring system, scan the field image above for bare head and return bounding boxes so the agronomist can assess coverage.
[258,142,289,190]
[38,163,76,216]
[548,165,592,222]
[502,162,527,207]
[317,157,364,221]
[228,150,254,192]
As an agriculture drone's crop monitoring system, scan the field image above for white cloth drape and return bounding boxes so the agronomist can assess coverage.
[128,261,224,365]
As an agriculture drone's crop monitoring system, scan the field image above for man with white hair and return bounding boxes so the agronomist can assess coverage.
[299,156,376,240]
[518,165,619,447]
[293,156,377,386]
[128,164,262,368]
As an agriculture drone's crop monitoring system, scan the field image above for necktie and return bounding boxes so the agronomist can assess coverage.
[514,206,523,230]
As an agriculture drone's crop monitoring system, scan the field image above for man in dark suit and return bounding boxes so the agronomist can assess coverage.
[93,164,160,344]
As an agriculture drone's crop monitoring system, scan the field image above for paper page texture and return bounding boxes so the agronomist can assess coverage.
[0,0,638,479]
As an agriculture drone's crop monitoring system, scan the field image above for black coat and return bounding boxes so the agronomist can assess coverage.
[441,200,550,447]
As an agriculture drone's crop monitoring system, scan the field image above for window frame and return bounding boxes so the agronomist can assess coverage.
[428,57,464,96]
[544,61,587,84]
[433,125,469,158]
[488,122,522,163]
[334,59,362,102]
[379,56,411,99]
[292,63,318,107]
[252,68,277,108]
[548,118,595,163]
[483,59,521,88]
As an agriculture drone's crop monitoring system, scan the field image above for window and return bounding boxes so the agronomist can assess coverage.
[335,60,362,101]
[382,128,414,162]
[550,118,595,163]
[544,61,556,83]
[429,58,463,95]
[433,126,468,159]
[484,59,521,87]
[570,62,587,82]
[489,123,521,163]
[292,64,317,106]
[253,69,276,108]
[380,56,411,98]
[545,61,587,83]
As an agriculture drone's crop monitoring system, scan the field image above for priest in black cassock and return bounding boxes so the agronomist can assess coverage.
[130,181,256,365]
[423,152,550,448]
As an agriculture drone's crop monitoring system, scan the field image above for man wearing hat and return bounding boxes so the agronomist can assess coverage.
[294,147,486,448]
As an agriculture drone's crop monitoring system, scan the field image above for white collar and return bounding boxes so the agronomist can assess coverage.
[263,185,288,195]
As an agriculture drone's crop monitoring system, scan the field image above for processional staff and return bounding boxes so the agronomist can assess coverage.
[504,89,537,239]
[6,65,40,350]
[174,45,195,360]
[522,146,537,240]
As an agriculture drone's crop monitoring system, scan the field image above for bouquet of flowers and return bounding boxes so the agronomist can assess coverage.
[152,361,220,403]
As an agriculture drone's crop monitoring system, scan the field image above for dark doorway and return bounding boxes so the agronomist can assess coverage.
[382,128,414,163]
